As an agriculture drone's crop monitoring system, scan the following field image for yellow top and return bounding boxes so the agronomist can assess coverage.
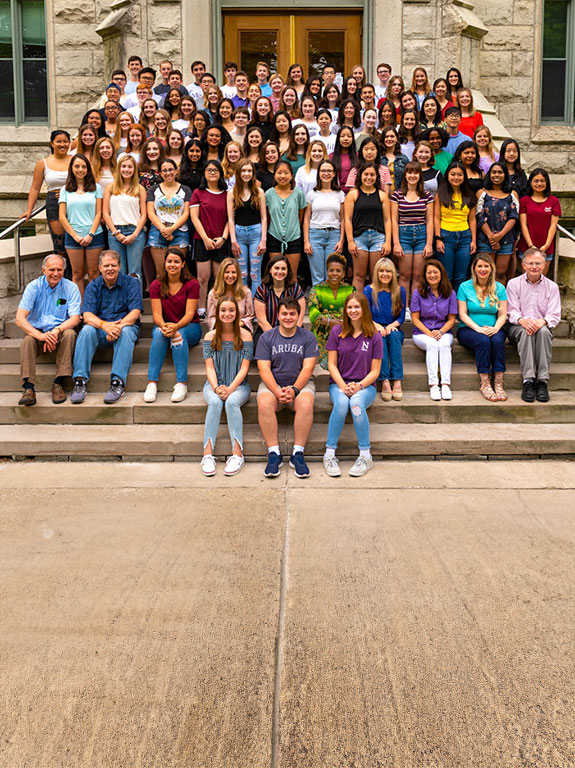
[440,193,470,232]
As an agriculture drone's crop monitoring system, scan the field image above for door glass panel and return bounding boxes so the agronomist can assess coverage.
[307,31,345,78]
[239,30,278,81]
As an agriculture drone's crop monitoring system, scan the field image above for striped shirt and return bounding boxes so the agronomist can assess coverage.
[254,282,305,328]
[391,190,434,226]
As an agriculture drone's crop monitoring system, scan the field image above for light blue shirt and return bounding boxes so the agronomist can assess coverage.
[446,132,468,156]
[59,185,103,237]
[457,280,507,327]
[19,275,81,332]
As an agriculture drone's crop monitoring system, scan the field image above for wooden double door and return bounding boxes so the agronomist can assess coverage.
[223,11,362,82]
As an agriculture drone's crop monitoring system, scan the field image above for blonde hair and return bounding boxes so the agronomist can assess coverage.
[458,88,476,116]
[231,159,261,211]
[221,140,244,179]
[474,125,496,161]
[471,254,500,310]
[113,111,135,152]
[304,140,328,174]
[339,293,376,338]
[92,137,117,182]
[204,84,223,109]
[211,257,246,301]
[110,154,140,196]
[369,257,402,316]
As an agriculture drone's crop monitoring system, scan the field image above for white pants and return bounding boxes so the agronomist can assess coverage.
[412,332,453,385]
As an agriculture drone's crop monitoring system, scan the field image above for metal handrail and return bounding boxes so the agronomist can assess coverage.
[554,224,575,283]
[557,223,575,243]
[0,205,46,292]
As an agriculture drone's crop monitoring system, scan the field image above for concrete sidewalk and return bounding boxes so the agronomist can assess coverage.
[1,461,574,768]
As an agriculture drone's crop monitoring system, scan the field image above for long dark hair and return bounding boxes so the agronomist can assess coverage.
[419,95,443,126]
[355,162,381,190]
[199,159,227,191]
[377,99,397,129]
[201,123,231,160]
[446,67,464,98]
[397,110,421,144]
[484,161,511,193]
[79,110,106,138]
[399,160,425,196]
[177,138,206,187]
[357,137,382,168]
[453,140,482,175]
[341,76,360,103]
[331,126,357,172]
[421,126,449,148]
[314,159,340,191]
[270,110,292,143]
[437,161,476,209]
[418,258,453,299]
[49,130,71,153]
[500,138,524,174]
[158,247,192,298]
[527,167,551,196]
[286,123,310,161]
[262,253,295,286]
[337,97,362,129]
[65,153,96,192]
[380,126,401,157]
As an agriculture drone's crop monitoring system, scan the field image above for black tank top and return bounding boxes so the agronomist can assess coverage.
[352,187,384,235]
[234,196,261,226]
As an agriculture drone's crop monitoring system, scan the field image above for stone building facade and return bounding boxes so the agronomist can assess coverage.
[0,0,574,222]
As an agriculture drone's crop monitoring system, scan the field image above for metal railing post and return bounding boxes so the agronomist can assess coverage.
[13,225,21,292]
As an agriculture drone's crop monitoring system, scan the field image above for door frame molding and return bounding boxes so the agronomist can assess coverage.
[214,0,373,83]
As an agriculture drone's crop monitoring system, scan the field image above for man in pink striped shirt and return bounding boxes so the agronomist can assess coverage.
[506,247,562,403]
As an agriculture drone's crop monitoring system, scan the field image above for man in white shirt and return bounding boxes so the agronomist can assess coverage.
[124,55,143,95]
[220,61,238,99]
[123,68,161,108]
[186,59,206,108]
[374,62,392,102]
[126,85,153,121]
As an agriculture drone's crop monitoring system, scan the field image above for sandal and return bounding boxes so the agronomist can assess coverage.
[480,380,498,402]
[493,378,508,401]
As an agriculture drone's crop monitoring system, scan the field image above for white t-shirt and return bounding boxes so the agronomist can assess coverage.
[221,84,237,99]
[186,83,204,109]
[127,105,142,121]
[316,133,337,154]
[291,119,320,139]
[305,189,345,229]
[295,167,318,197]
[375,84,387,102]
[123,92,161,109]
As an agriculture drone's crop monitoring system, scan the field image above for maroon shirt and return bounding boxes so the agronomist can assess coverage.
[190,188,228,240]
[149,279,200,323]
[517,195,561,256]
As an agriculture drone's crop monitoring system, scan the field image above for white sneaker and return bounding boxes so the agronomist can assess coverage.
[430,385,441,401]
[441,384,452,400]
[171,382,188,403]
[349,456,374,477]
[197,308,206,320]
[201,454,216,476]
[323,455,341,477]
[405,308,412,321]
[143,382,157,403]
[224,454,245,476]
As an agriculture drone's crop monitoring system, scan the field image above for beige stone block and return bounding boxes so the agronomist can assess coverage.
[402,40,435,68]
[475,0,513,25]
[435,37,461,76]
[148,4,182,38]
[54,51,94,77]
[403,5,437,39]
[483,76,533,101]
[512,50,535,77]
[53,0,96,23]
[150,44,183,66]
[53,22,102,49]
[497,102,533,128]
[482,26,534,50]
[514,0,536,25]
[92,50,105,78]
[524,151,574,174]
[52,103,83,131]
[479,50,512,77]
[56,77,101,104]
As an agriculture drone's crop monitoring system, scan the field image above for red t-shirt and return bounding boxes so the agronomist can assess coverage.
[190,188,228,240]
[149,278,200,323]
[517,195,562,256]
[459,112,484,138]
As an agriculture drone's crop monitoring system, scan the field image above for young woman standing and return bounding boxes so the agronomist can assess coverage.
[113,111,135,153]
[432,78,453,115]
[391,160,434,308]
[324,292,383,477]
[282,124,310,175]
[411,67,433,109]
[103,155,147,281]
[165,128,185,166]
[228,159,267,293]
[243,125,265,167]
[292,96,320,138]
[344,163,392,292]
[346,137,392,195]
[201,296,253,477]
[457,89,484,137]
[303,159,345,286]
[397,110,421,161]
[279,86,302,120]
[424,127,453,175]
[286,63,305,99]
[215,98,235,135]
[413,141,443,196]
[364,257,406,401]
[500,139,528,199]
[446,68,464,105]
[120,124,146,164]
[270,110,292,155]
[59,154,104,295]
[316,109,337,154]
[256,141,280,191]
[518,168,561,276]
[73,124,97,163]
[453,141,484,196]
[476,162,520,283]
[221,140,244,190]
[176,139,205,194]
[265,160,307,277]
[380,127,409,192]
[147,158,192,276]
[91,136,117,191]
[144,247,201,404]
[330,126,357,193]
[295,140,329,197]
[434,161,477,291]
[153,109,171,146]
[138,137,164,191]
[190,159,230,317]
[474,126,499,176]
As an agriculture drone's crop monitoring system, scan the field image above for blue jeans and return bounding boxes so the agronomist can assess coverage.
[308,228,341,285]
[354,228,385,252]
[148,225,190,248]
[203,381,250,451]
[326,383,377,451]
[109,226,146,280]
[398,223,427,255]
[73,324,140,383]
[235,223,263,294]
[379,329,404,380]
[147,323,202,382]
[439,228,472,292]
[457,326,507,374]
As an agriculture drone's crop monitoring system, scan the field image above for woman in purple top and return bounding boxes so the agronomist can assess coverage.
[324,293,383,478]
[410,259,457,401]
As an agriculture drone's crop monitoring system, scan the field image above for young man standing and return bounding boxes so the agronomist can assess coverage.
[126,84,153,121]
[256,297,319,478]
[231,71,249,108]
[444,107,468,155]
[154,59,173,97]
[321,63,337,96]
[255,61,272,97]
[360,83,376,112]
[125,55,143,95]
[123,68,159,108]
[221,61,238,99]
[186,60,206,107]
[374,62,392,102]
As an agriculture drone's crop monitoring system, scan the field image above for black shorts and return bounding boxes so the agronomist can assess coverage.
[267,234,302,255]
[193,239,230,263]
[45,190,61,222]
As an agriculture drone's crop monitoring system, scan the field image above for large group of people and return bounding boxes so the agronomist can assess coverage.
[15,55,564,476]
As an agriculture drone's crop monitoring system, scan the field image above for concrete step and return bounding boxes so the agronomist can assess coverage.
[3,318,572,340]
[1,362,574,393]
[1,336,575,365]
[1,391,574,426]
[1,422,573,460]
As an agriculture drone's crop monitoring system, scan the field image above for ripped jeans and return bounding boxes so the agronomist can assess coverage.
[326,383,377,451]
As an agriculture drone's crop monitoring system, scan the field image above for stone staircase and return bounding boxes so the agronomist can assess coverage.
[1,304,574,461]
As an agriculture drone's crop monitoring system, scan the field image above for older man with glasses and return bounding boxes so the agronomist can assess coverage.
[505,246,561,402]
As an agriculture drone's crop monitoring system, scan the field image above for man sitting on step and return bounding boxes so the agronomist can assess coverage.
[505,247,561,403]
[71,250,142,405]
[16,253,81,406]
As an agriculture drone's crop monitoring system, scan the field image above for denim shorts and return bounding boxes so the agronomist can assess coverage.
[477,236,513,256]
[398,223,427,254]
[147,225,190,248]
[354,228,385,252]
[64,230,105,249]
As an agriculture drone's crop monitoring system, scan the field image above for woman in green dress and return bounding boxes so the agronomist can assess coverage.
[308,252,355,369]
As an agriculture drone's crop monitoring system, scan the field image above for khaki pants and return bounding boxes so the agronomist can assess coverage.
[20,328,77,385]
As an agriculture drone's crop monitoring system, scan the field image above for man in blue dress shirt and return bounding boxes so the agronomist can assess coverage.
[71,250,143,404]
[16,253,81,406]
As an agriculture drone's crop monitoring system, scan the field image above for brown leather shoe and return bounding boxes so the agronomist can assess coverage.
[51,383,67,404]
[18,389,37,406]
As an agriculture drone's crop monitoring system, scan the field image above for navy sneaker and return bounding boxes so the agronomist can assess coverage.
[264,451,283,478]
[289,451,310,479]
[70,378,87,404]
[104,378,125,404]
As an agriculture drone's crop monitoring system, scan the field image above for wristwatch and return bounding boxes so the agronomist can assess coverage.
[290,385,301,397]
